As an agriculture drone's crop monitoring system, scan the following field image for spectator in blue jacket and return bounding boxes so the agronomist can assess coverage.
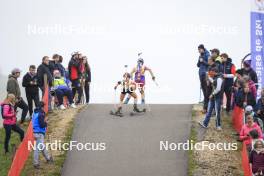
[51,54,66,77]
[32,101,53,169]
[197,44,210,112]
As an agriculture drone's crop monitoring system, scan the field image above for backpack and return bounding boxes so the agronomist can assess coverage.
[0,104,12,119]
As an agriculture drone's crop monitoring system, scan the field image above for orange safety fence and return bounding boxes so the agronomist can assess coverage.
[8,85,49,176]
[232,105,253,176]
[242,142,252,176]
[232,105,244,133]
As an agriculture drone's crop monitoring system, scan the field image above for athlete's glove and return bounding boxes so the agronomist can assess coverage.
[152,76,156,81]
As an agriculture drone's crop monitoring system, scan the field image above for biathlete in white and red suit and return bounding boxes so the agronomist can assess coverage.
[124,58,155,104]
[113,73,141,116]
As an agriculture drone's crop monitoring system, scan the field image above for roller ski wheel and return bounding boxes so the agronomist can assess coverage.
[130,108,146,116]
[110,110,123,117]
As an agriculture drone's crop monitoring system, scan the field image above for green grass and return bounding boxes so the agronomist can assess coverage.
[188,108,198,176]
[0,124,28,176]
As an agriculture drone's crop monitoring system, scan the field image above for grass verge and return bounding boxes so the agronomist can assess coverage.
[187,108,198,176]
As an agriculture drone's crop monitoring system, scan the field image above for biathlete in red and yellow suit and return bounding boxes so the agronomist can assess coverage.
[113,73,141,116]
[124,58,155,104]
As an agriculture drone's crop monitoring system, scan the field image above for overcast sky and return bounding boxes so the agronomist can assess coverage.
[0,0,250,104]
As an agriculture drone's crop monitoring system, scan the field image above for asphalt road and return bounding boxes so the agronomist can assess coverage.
[62,104,192,176]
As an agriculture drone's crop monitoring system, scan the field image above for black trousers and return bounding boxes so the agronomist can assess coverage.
[15,98,29,123]
[4,124,24,152]
[199,74,208,110]
[72,79,82,104]
[224,85,232,112]
[84,81,90,104]
[26,92,40,116]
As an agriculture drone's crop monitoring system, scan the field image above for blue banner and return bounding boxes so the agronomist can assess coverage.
[251,10,264,98]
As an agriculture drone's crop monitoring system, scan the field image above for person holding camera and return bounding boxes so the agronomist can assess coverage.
[7,68,29,124]
[22,65,40,117]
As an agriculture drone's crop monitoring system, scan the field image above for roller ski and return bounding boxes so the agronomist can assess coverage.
[110,107,124,117]
[130,104,146,116]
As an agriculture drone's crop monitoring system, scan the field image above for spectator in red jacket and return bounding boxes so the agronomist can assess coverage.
[68,52,82,104]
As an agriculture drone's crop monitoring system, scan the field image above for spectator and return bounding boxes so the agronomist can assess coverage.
[22,65,40,117]
[199,67,224,131]
[210,48,223,73]
[7,68,29,123]
[32,101,53,169]
[37,56,53,111]
[221,53,236,113]
[203,57,215,113]
[240,112,263,150]
[80,56,91,104]
[249,129,264,150]
[242,60,258,89]
[249,140,264,175]
[1,94,24,153]
[245,105,264,131]
[197,44,210,112]
[53,70,76,109]
[51,54,66,77]
[68,52,82,104]
[235,82,256,109]
[232,69,244,109]
[244,75,257,99]
[256,90,264,124]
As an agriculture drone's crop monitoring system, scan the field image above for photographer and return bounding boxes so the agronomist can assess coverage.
[22,65,40,117]
[7,68,29,124]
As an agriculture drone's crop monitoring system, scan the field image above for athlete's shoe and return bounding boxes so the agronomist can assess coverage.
[133,104,141,112]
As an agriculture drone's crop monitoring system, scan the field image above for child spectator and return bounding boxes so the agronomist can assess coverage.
[32,101,53,169]
[240,113,263,151]
[53,70,76,110]
[7,68,29,124]
[1,94,24,153]
[22,65,40,117]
